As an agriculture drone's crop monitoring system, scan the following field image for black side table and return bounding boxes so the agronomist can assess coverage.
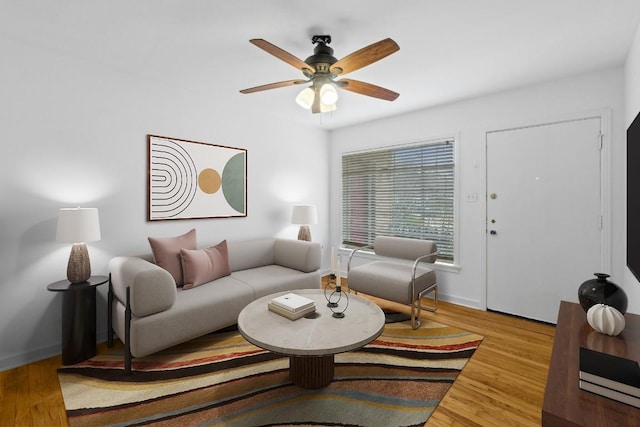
[47,275,108,365]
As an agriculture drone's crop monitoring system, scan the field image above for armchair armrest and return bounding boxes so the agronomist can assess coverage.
[347,245,374,272]
[108,256,177,317]
[411,250,440,277]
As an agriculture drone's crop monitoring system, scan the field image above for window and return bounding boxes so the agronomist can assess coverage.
[342,138,455,262]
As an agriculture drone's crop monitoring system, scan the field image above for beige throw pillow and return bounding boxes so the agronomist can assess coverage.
[148,229,197,287]
[180,240,231,289]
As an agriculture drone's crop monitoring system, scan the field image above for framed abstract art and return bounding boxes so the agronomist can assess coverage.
[147,134,247,220]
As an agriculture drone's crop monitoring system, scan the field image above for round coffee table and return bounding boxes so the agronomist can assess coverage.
[238,289,385,389]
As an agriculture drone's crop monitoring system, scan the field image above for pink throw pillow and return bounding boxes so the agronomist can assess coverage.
[148,229,197,287]
[180,240,231,289]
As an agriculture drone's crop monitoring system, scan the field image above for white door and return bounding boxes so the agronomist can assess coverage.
[486,118,603,323]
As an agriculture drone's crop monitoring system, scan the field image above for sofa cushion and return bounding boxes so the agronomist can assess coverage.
[374,236,437,263]
[348,261,436,304]
[226,238,276,272]
[181,240,231,290]
[123,275,254,357]
[231,265,320,299]
[148,229,196,287]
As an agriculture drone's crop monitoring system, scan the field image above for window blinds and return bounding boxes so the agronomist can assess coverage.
[342,139,455,261]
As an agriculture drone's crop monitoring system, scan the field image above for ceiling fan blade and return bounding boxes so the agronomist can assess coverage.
[330,38,399,76]
[239,79,306,94]
[249,39,315,74]
[338,79,399,101]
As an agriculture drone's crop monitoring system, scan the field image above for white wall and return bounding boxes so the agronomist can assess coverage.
[2,18,637,371]
[623,24,640,313]
[0,32,330,370]
[331,68,626,310]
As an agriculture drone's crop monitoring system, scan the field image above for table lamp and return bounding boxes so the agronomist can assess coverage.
[56,207,101,284]
[291,205,318,241]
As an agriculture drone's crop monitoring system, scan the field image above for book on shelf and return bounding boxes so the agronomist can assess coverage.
[579,371,640,398]
[268,302,315,320]
[270,293,315,313]
[579,347,640,396]
[579,379,640,409]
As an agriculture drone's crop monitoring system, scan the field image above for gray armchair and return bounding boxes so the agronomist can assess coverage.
[347,236,438,329]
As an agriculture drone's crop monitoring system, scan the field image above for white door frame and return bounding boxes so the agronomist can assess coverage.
[480,109,612,312]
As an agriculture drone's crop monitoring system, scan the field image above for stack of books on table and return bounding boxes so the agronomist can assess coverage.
[268,293,316,320]
[579,347,640,408]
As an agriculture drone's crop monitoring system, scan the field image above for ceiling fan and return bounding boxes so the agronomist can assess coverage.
[239,35,400,114]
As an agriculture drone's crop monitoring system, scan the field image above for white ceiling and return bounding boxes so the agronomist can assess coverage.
[4,1,640,130]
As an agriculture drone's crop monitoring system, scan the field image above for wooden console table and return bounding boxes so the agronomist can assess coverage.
[542,300,640,426]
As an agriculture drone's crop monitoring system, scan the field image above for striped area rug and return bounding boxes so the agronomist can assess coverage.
[58,320,482,427]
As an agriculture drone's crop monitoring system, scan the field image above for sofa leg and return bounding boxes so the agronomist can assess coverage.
[124,286,132,375]
[124,347,131,375]
[107,276,114,348]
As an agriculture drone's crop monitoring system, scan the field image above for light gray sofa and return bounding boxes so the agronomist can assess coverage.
[107,238,321,373]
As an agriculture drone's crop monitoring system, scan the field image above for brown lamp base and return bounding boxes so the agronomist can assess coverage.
[67,243,91,284]
[297,225,311,241]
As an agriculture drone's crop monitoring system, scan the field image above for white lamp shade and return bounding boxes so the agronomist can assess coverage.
[320,83,338,105]
[295,87,314,109]
[56,208,101,243]
[291,205,318,225]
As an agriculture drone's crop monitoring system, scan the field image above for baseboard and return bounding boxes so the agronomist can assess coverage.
[0,343,60,372]
[438,293,481,310]
[0,329,109,372]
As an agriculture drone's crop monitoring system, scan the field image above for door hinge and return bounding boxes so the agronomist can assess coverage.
[599,215,604,230]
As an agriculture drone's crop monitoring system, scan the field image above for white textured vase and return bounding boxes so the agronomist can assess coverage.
[586,304,625,336]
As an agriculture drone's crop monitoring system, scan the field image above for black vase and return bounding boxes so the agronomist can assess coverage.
[578,273,628,314]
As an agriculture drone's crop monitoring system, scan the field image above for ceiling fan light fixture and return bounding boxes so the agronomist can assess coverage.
[295,87,314,109]
[320,83,338,105]
[320,102,337,113]
[241,37,400,114]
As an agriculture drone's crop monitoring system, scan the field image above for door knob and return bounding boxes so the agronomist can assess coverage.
[490,230,497,235]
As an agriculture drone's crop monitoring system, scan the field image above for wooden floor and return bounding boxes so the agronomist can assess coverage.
[0,296,556,426]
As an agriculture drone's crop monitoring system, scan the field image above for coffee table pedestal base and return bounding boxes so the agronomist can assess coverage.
[289,355,334,389]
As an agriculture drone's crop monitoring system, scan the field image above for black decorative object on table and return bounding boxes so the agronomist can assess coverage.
[578,273,628,314]
[324,273,339,308]
[324,273,349,318]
